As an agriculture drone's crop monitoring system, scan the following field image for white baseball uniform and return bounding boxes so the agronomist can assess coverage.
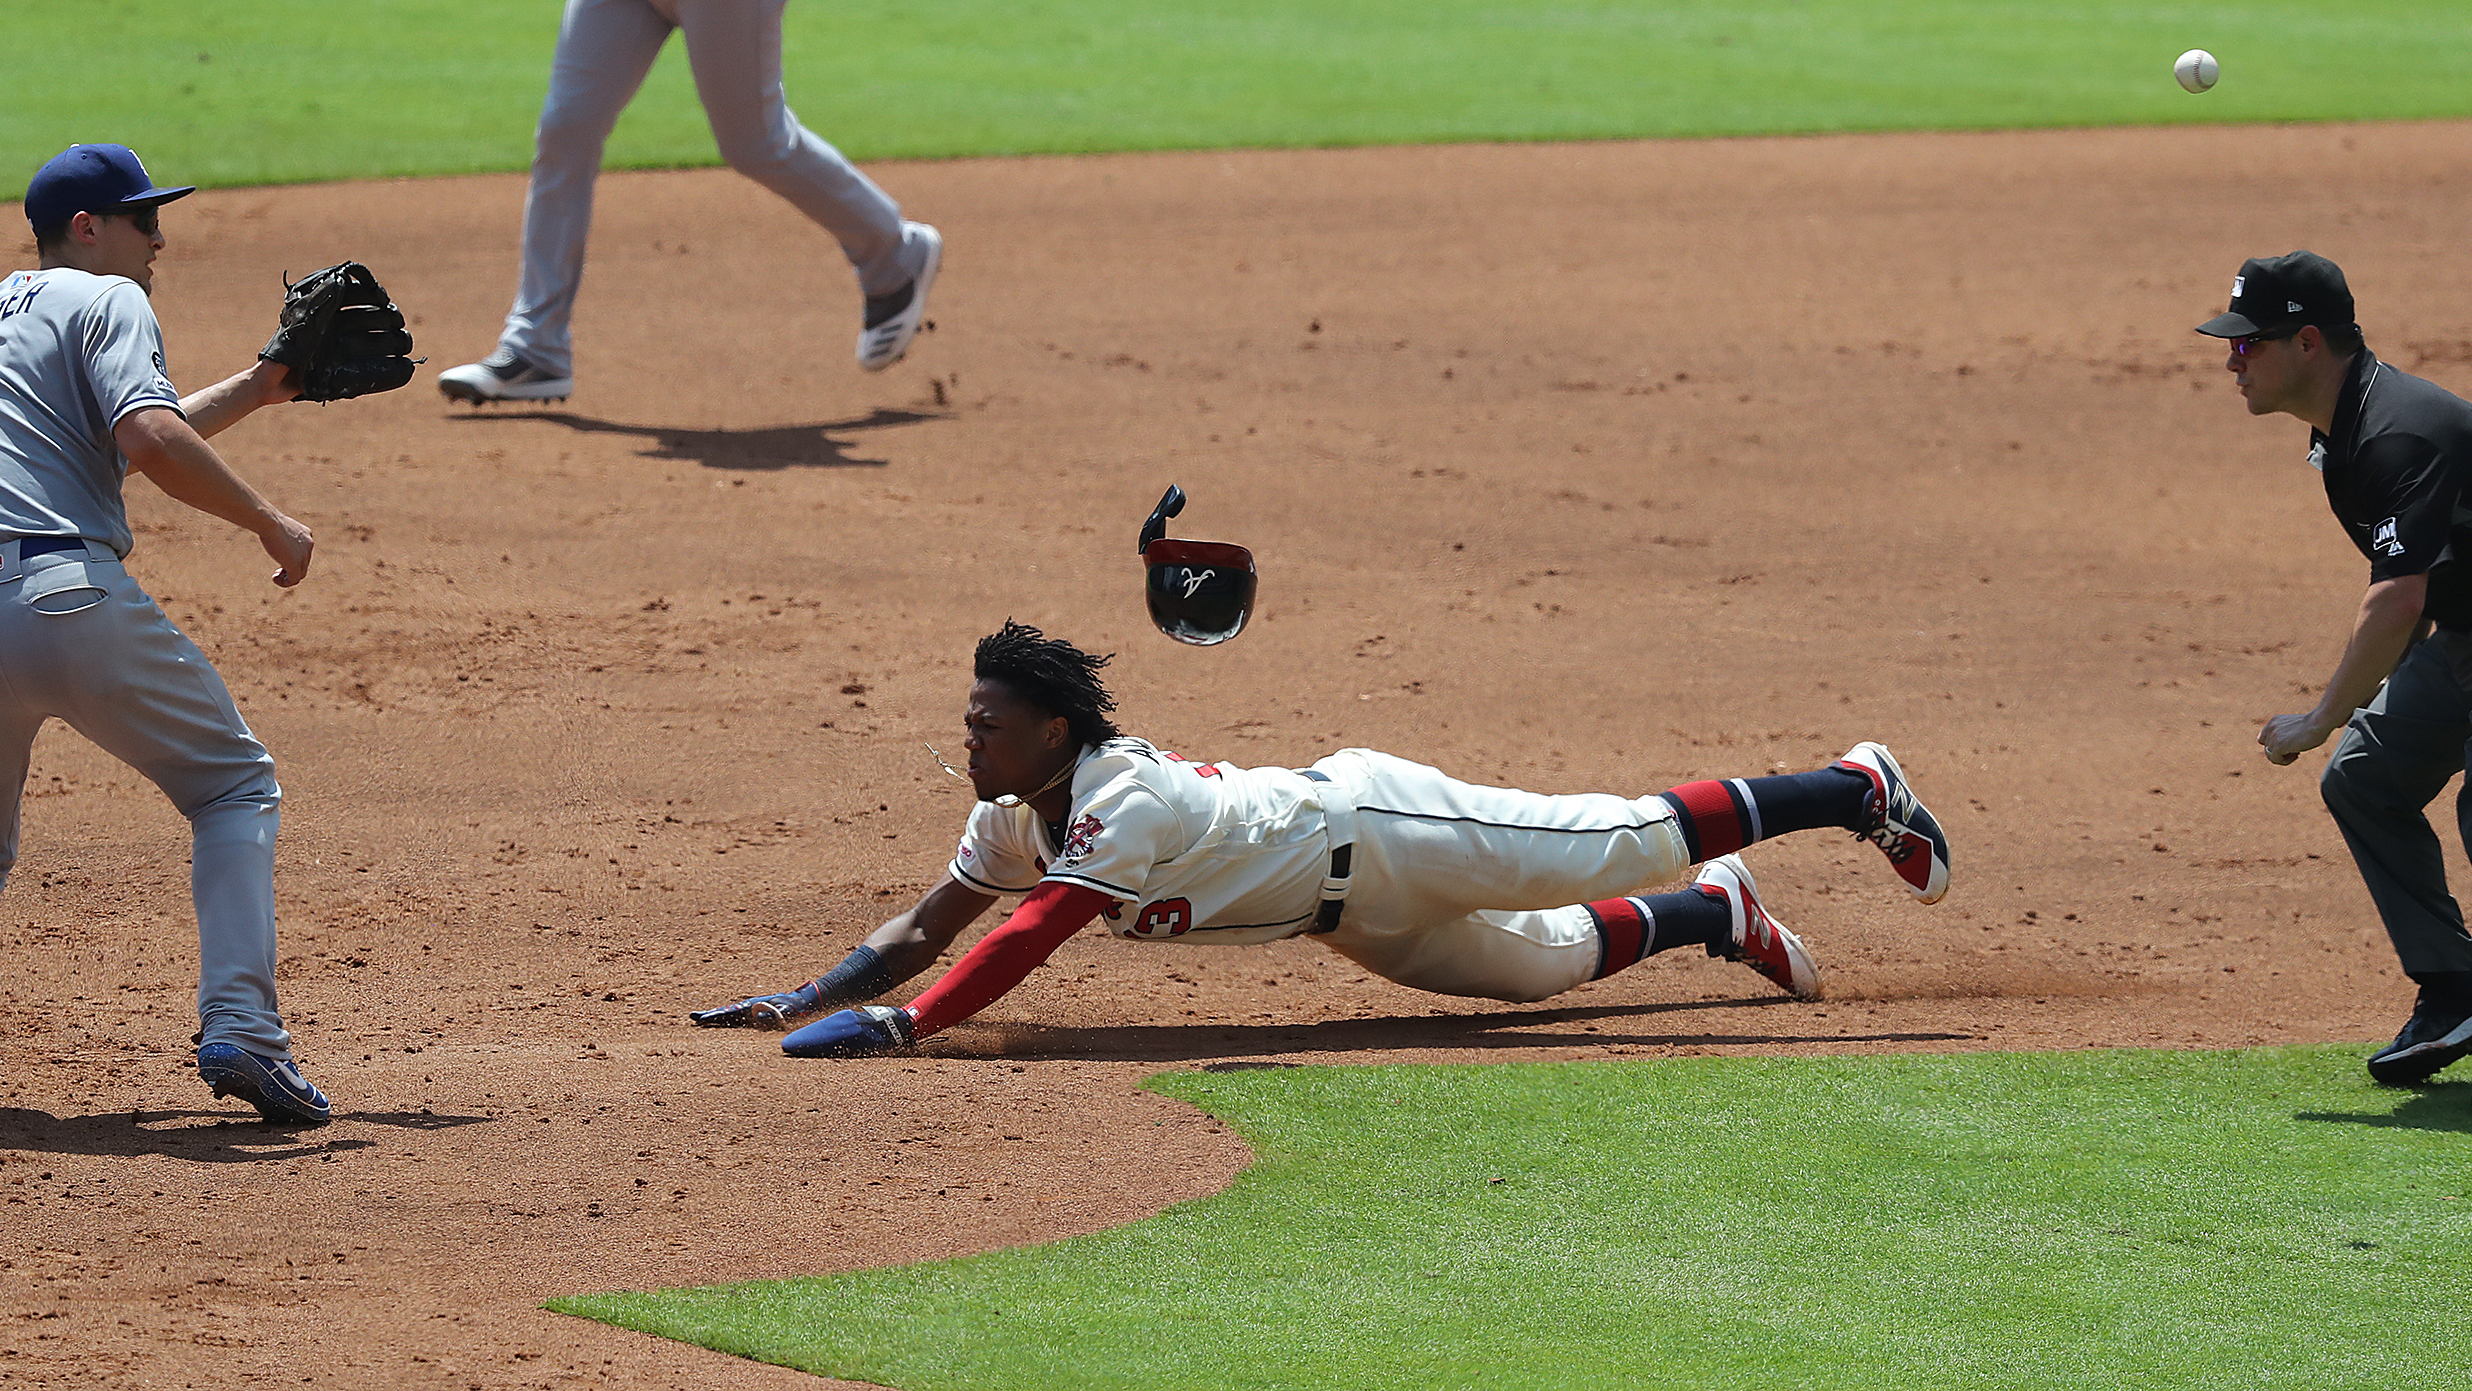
[492,0,931,379]
[0,267,294,1058]
[949,739,1693,1001]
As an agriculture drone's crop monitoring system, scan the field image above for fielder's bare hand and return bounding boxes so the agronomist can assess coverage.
[258,512,314,588]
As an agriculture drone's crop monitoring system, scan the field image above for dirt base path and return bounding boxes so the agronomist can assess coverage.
[6,119,2472,1388]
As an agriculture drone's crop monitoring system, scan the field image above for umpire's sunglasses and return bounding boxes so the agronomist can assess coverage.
[2229,328,2298,357]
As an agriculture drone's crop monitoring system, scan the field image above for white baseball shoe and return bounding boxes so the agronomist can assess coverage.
[1836,741,1951,904]
[1696,854,1822,1000]
[856,222,941,372]
[438,347,572,405]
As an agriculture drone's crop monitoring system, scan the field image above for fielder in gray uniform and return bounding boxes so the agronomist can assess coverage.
[3,144,330,1124]
[438,0,942,404]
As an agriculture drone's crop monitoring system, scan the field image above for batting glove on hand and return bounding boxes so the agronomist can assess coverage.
[782,1005,916,1058]
[688,981,824,1030]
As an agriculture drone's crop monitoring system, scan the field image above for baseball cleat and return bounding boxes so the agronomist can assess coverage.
[2367,989,2472,1086]
[856,221,941,372]
[197,1042,332,1126]
[1696,854,1821,1000]
[1837,741,1951,904]
[437,347,572,405]
[689,981,826,1030]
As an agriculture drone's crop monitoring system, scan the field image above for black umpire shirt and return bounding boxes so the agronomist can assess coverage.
[2314,348,2472,628]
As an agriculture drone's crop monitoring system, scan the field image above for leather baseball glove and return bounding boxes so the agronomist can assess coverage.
[261,261,418,402]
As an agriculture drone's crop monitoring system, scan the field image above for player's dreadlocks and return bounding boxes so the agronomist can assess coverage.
[974,620,1122,747]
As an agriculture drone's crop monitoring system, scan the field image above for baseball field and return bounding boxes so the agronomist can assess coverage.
[6,4,2472,1388]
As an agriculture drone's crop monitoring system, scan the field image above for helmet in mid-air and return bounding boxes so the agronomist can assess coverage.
[1138,485,1256,646]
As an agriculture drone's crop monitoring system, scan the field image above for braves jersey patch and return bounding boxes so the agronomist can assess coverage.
[1058,813,1104,867]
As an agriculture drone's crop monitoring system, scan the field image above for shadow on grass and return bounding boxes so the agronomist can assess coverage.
[0,1106,493,1162]
[938,997,1977,1064]
[2297,1080,2472,1135]
[447,407,941,470]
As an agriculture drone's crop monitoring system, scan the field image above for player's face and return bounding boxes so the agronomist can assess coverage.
[960,679,1072,803]
[82,208,163,294]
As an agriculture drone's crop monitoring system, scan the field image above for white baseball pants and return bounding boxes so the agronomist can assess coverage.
[0,545,292,1058]
[1310,749,1694,1002]
[497,0,917,377]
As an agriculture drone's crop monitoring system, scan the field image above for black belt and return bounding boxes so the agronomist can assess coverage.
[18,536,86,559]
[1301,769,1353,933]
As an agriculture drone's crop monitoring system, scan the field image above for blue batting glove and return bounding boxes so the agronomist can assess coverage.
[782,1005,916,1058]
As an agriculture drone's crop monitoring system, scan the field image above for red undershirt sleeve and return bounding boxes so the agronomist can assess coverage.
[904,882,1114,1037]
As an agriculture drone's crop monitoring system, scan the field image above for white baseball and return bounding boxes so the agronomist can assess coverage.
[2175,49,2219,94]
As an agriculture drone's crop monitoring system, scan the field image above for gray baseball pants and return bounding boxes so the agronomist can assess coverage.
[2320,627,2472,979]
[496,0,918,378]
[0,545,293,1058]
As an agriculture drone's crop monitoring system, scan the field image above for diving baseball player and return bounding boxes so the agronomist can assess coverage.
[1,145,329,1123]
[692,621,1952,1056]
[436,0,941,404]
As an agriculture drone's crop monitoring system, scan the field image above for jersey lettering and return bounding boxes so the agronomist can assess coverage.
[0,277,46,324]
[1130,898,1195,938]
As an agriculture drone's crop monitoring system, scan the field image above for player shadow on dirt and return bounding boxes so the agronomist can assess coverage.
[0,1106,491,1163]
[2295,1081,2472,1135]
[943,997,1975,1064]
[449,407,942,471]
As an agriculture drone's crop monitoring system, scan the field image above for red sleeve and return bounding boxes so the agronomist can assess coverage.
[904,882,1113,1037]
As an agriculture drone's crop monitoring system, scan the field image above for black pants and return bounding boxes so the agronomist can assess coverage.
[2321,628,2472,978]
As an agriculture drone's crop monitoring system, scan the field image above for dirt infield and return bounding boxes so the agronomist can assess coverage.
[5,119,2472,1387]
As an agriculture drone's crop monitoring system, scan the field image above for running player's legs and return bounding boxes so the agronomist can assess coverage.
[675,0,909,293]
[500,0,675,378]
[9,561,292,1056]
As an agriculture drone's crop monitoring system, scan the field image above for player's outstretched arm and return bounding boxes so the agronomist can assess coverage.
[179,359,300,439]
[781,882,1113,1058]
[689,872,997,1028]
[115,405,313,587]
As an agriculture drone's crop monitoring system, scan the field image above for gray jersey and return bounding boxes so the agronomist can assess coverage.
[0,268,182,556]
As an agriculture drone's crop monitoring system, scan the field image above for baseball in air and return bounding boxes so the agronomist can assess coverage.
[2175,49,2219,94]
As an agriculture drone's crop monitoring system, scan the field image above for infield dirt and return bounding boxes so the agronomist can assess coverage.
[4,120,2470,1389]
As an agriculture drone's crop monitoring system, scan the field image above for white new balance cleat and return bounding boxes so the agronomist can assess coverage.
[856,222,941,372]
[1697,854,1822,1000]
[438,347,572,404]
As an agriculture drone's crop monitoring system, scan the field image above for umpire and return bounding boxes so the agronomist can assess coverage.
[2200,250,2472,1085]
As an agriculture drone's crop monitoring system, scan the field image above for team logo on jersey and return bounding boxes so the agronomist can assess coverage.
[1057,813,1104,866]
[957,844,976,863]
[2373,516,2403,557]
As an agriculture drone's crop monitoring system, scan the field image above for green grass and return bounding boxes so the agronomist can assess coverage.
[553,1046,2472,1390]
[9,2,2472,187]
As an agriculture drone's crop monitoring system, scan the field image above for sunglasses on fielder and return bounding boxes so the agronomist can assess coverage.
[2229,329,2298,357]
[94,206,159,237]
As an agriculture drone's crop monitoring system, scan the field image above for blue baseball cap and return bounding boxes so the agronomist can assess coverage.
[25,144,194,230]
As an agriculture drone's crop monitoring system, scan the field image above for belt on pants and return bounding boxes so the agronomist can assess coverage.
[1300,768,1355,934]
[0,535,105,584]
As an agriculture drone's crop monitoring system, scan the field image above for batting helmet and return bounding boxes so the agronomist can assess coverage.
[1138,485,1256,646]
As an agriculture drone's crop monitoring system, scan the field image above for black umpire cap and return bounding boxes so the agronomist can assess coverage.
[2195,250,2355,339]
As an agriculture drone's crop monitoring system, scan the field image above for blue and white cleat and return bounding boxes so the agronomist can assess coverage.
[197,1043,332,1126]
[1836,741,1951,905]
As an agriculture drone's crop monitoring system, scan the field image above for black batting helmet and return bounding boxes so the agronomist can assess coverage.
[1137,485,1256,646]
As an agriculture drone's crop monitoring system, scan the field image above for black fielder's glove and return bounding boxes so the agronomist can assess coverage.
[261,261,419,402]
[781,1005,916,1058]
